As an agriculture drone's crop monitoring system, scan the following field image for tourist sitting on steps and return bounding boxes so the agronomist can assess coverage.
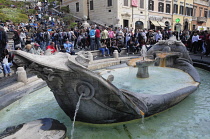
[33,43,44,55]
[63,40,75,55]
[1,49,13,77]
[24,44,34,54]
[99,40,110,57]
[46,42,58,55]
[111,38,123,55]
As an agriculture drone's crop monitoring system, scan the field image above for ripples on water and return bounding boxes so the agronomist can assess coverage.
[0,68,209,139]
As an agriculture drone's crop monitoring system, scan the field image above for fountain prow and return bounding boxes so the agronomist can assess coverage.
[13,51,147,124]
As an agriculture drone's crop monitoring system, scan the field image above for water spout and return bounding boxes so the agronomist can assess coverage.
[70,94,83,139]
[140,45,147,61]
[140,110,145,124]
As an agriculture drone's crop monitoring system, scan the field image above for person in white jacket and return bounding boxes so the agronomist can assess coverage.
[191,32,200,54]
[155,31,163,42]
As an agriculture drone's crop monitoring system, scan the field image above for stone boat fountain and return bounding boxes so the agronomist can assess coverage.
[13,36,200,124]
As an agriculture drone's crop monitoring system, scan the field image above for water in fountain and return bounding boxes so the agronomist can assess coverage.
[70,94,83,139]
[100,66,195,95]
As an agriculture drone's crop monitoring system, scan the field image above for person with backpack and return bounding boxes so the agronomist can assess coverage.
[68,28,76,50]
[42,29,50,50]
[52,30,60,49]
[89,25,96,50]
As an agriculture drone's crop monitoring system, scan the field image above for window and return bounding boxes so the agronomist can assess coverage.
[209,10,210,18]
[108,0,112,7]
[173,4,178,14]
[90,0,93,10]
[204,10,208,18]
[148,0,154,11]
[193,7,196,16]
[76,2,79,12]
[140,0,144,8]
[186,7,193,16]
[166,4,170,13]
[190,8,193,16]
[124,0,128,6]
[158,2,164,12]
[199,8,202,17]
[179,5,184,15]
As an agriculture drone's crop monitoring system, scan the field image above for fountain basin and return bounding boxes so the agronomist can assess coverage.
[12,50,200,124]
[0,67,209,139]
[100,66,198,95]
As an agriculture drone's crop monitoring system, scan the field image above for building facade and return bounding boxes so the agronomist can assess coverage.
[62,0,209,31]
[192,0,209,30]
[206,0,210,29]
[62,0,149,29]
[148,0,172,30]
[171,0,194,31]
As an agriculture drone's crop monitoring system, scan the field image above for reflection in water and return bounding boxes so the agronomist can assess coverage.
[0,68,209,139]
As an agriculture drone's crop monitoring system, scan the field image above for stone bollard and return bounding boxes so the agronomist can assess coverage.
[87,52,93,63]
[16,67,27,84]
[113,50,119,59]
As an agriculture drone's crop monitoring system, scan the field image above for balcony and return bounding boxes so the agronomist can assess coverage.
[192,16,197,21]
[194,0,208,6]
[197,17,207,22]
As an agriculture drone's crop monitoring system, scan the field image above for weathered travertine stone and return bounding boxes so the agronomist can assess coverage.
[0,118,66,139]
[16,67,27,84]
[113,50,119,59]
[87,51,93,63]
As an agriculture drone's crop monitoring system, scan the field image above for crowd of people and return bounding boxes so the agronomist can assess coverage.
[0,18,210,77]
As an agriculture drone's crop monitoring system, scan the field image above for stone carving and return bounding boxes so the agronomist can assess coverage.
[0,118,66,139]
[13,39,200,124]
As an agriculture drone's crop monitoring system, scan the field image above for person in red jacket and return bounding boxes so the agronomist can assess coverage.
[95,26,101,50]
[46,42,57,54]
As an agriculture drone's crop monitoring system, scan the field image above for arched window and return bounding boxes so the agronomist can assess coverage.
[135,21,144,29]
[184,21,189,30]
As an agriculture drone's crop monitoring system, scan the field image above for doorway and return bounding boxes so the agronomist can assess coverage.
[123,20,129,28]
[184,21,189,30]
[135,21,144,29]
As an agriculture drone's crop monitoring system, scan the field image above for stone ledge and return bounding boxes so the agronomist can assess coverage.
[0,76,41,97]
[0,78,47,111]
[89,48,128,57]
